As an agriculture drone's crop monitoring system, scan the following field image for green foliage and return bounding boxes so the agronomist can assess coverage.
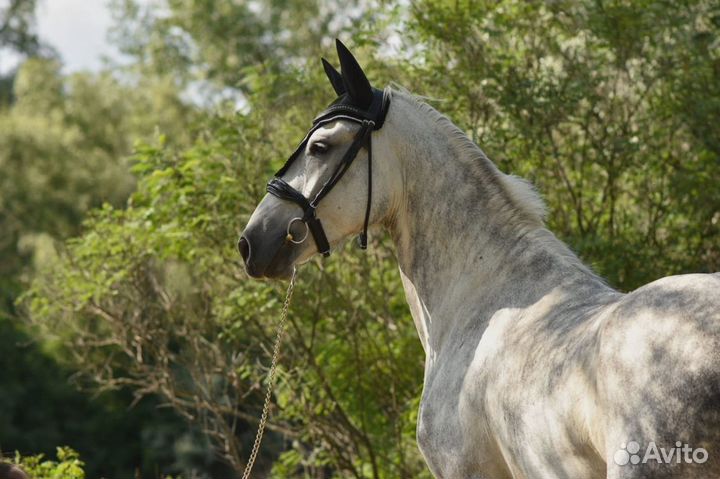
[7,0,720,478]
[0,9,204,477]
[0,0,48,57]
[0,57,196,310]
[0,0,57,106]
[109,0,370,94]
[7,447,84,479]
[408,0,720,289]
[25,78,429,475]
[0,313,224,479]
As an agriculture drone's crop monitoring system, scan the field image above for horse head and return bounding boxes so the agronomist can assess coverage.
[239,40,400,279]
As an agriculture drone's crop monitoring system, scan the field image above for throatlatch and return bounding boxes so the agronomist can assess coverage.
[266,39,391,257]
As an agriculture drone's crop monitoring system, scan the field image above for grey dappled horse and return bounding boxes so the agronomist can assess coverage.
[239,40,720,479]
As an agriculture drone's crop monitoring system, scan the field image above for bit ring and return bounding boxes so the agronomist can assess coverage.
[286,217,308,244]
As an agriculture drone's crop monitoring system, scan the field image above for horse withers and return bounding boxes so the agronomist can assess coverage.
[239,40,720,479]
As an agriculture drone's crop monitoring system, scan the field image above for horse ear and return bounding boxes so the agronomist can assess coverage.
[322,57,345,96]
[336,39,373,108]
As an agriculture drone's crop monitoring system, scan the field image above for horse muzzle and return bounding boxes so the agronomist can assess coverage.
[238,231,297,279]
[238,199,309,279]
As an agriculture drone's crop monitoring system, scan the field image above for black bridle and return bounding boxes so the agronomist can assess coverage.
[266,87,391,257]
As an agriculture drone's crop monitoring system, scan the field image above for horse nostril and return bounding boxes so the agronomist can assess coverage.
[237,236,250,263]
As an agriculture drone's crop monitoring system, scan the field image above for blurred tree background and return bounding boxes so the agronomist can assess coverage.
[2,0,719,477]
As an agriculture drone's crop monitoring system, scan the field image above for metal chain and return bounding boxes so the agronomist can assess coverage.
[240,268,297,479]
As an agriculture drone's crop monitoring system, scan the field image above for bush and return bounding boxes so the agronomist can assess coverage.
[4,447,84,479]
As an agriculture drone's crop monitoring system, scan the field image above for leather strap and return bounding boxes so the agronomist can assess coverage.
[358,131,372,249]
[266,178,331,256]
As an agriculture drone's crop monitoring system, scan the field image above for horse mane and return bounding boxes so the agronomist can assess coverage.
[391,87,547,226]
[392,87,601,279]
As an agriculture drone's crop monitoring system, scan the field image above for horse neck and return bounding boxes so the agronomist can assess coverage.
[385,96,612,352]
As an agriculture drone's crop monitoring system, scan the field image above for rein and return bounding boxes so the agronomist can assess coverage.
[240,268,297,479]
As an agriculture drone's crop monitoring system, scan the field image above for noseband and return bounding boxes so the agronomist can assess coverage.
[266,87,391,257]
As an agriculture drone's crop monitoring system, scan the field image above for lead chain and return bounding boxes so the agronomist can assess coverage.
[240,268,297,479]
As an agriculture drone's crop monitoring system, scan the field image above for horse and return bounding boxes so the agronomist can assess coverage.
[239,40,720,479]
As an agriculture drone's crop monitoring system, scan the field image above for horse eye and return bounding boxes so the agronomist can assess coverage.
[309,142,329,155]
